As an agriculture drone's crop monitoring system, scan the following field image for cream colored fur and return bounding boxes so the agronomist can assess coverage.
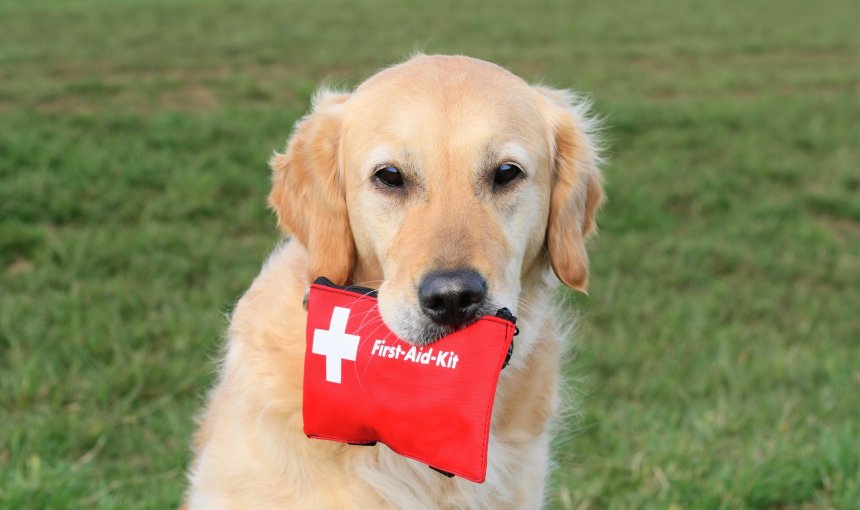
[185,54,603,509]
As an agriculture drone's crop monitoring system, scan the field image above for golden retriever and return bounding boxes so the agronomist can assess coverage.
[185,54,604,509]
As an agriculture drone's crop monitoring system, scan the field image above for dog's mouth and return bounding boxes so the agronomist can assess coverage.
[386,301,498,346]
[358,270,505,346]
[393,268,496,345]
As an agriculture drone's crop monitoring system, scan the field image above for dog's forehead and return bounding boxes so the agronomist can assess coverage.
[343,56,547,148]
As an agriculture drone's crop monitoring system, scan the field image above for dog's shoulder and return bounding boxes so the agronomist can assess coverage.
[229,240,309,343]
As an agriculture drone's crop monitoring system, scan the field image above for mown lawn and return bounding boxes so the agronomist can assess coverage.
[1,0,858,508]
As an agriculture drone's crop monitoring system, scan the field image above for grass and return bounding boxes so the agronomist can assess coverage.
[1,0,858,508]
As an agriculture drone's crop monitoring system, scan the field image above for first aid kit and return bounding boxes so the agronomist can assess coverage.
[302,277,517,482]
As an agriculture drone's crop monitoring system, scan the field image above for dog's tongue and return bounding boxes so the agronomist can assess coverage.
[302,277,517,483]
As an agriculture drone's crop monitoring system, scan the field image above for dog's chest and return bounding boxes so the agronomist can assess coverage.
[356,432,547,510]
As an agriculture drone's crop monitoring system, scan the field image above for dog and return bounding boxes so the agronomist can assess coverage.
[185,54,604,509]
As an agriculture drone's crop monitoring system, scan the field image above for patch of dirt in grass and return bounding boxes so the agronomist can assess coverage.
[158,82,221,111]
[5,258,34,276]
[816,216,860,242]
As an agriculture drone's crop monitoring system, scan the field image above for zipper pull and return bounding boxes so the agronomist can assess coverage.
[494,307,519,336]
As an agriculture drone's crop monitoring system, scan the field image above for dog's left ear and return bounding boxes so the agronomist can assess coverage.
[537,86,605,293]
[268,89,355,285]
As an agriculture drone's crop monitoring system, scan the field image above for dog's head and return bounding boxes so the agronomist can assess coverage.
[270,55,603,345]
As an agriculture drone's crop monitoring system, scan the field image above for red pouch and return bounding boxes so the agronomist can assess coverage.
[303,277,517,483]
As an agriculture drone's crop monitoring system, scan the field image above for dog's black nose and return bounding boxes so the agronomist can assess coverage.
[418,270,487,327]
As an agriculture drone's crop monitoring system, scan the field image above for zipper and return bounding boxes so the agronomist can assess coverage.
[313,276,379,298]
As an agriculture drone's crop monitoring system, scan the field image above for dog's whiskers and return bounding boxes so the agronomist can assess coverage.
[349,279,384,289]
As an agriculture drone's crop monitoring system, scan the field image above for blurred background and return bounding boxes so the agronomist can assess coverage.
[1,0,857,508]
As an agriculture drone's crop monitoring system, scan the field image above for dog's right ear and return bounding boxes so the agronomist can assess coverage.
[268,89,355,285]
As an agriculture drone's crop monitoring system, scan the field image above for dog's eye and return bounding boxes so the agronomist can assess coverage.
[493,163,522,187]
[375,166,404,188]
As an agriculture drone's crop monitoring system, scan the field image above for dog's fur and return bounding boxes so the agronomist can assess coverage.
[185,54,604,509]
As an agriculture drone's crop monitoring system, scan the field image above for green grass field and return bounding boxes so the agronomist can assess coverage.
[1,0,858,508]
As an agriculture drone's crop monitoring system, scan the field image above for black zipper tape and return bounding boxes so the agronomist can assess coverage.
[313,276,379,299]
[494,307,518,369]
[429,465,455,478]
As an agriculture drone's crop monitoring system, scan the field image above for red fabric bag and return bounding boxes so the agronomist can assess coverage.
[303,277,517,483]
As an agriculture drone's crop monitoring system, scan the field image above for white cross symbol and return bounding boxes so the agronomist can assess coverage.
[312,307,360,384]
